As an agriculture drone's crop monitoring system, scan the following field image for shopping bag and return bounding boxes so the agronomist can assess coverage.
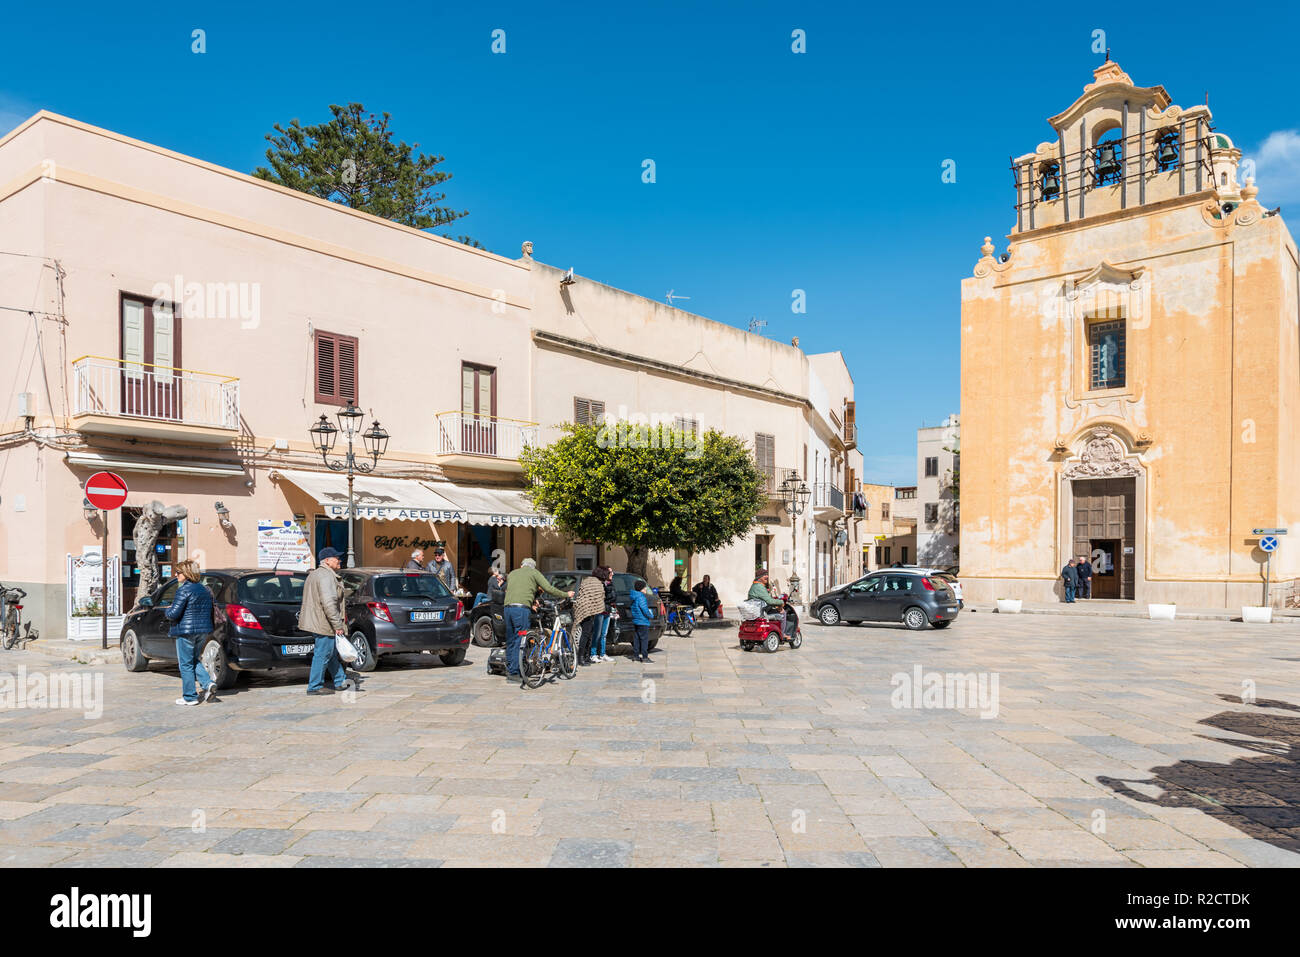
[335,634,360,663]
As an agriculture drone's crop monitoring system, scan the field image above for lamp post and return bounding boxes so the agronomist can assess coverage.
[309,400,390,568]
[779,471,811,608]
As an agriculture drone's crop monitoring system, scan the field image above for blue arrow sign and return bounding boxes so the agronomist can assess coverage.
[1260,536,1279,553]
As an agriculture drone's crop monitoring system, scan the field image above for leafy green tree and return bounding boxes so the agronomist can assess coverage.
[254,103,479,245]
[521,422,766,578]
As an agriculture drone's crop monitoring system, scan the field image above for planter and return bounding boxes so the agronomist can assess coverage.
[1148,603,1177,621]
[66,616,124,641]
[995,599,1023,614]
[1241,605,1273,624]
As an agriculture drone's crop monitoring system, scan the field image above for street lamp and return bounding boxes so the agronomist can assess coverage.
[309,400,390,568]
[779,471,811,606]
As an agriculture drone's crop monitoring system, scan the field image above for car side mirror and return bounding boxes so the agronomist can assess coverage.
[138,596,154,608]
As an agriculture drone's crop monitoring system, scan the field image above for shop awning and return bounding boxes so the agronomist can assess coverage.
[272,470,466,521]
[66,450,245,477]
[423,481,554,528]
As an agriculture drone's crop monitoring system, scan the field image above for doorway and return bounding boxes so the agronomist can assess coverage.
[314,518,350,564]
[461,362,497,455]
[121,293,181,420]
[1089,539,1121,599]
[459,524,503,595]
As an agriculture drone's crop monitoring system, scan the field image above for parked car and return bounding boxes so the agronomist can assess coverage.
[811,569,961,630]
[120,569,313,688]
[339,568,470,671]
[471,569,665,651]
[888,566,964,605]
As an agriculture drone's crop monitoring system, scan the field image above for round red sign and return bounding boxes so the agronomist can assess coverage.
[84,471,129,511]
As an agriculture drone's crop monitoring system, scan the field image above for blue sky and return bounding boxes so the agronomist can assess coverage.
[3,1,1298,485]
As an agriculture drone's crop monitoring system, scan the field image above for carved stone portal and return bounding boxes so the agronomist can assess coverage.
[1063,426,1141,478]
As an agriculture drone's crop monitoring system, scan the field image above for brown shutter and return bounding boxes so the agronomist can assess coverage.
[574,398,605,426]
[315,331,360,404]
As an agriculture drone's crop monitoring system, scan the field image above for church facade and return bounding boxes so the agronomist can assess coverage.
[960,60,1300,608]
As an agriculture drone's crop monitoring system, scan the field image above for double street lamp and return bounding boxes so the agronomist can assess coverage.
[778,471,811,605]
[309,400,390,568]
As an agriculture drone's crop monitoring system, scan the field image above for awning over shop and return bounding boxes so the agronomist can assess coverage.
[272,470,465,522]
[66,450,245,477]
[423,481,554,528]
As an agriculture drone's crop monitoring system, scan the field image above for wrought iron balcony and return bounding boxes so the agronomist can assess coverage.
[435,411,539,467]
[812,482,844,513]
[71,356,240,442]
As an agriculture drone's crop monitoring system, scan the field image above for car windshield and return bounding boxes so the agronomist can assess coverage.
[548,573,585,593]
[612,573,646,596]
[373,574,452,600]
[237,573,307,605]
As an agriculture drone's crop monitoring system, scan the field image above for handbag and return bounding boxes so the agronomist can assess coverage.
[335,633,360,663]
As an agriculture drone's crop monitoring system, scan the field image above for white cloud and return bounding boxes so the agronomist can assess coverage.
[1246,129,1300,207]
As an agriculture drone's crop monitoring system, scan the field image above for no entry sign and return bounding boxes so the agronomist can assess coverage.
[84,471,129,511]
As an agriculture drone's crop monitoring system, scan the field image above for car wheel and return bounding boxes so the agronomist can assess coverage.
[817,604,840,626]
[351,631,378,672]
[789,630,803,650]
[763,633,780,653]
[472,617,497,647]
[903,607,929,631]
[439,647,467,667]
[931,621,952,630]
[647,639,659,652]
[121,629,148,672]
[201,637,238,690]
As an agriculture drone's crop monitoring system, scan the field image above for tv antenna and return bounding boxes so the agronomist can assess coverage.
[747,317,767,335]
[665,290,691,306]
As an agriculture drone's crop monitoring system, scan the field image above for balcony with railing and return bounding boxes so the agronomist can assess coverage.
[434,411,540,472]
[71,356,240,443]
[812,481,844,515]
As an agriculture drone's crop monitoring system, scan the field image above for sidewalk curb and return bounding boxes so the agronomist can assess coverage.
[968,604,1300,624]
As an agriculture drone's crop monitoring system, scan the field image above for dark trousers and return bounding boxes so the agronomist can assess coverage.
[578,616,596,661]
[1080,579,1091,598]
[632,624,650,659]
[1064,583,1076,603]
[504,605,531,677]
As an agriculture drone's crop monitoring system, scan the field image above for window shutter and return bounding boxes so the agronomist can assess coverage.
[315,334,336,402]
[337,336,358,402]
[574,397,605,426]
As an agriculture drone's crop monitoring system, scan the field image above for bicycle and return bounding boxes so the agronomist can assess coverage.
[2,584,38,650]
[664,600,696,637]
[518,598,576,689]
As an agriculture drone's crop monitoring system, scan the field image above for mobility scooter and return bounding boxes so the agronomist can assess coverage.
[738,593,803,653]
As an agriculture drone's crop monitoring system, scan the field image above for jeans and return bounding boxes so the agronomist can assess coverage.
[307,634,348,691]
[474,592,489,607]
[175,634,213,702]
[1064,583,1076,603]
[504,605,531,677]
[591,614,610,657]
[632,624,649,659]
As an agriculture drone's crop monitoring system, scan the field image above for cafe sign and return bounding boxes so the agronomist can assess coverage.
[325,504,466,522]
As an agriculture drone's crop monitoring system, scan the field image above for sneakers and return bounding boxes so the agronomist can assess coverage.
[203,682,219,703]
[175,698,200,707]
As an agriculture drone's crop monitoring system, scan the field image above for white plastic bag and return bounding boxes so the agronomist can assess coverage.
[335,634,360,663]
[737,599,764,621]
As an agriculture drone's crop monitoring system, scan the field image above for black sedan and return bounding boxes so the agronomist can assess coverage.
[338,568,470,671]
[811,570,961,630]
[120,569,314,688]
[470,569,665,651]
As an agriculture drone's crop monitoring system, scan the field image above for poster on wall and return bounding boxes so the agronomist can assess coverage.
[257,519,312,570]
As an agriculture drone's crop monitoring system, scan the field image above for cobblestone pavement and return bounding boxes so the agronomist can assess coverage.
[2,614,1298,867]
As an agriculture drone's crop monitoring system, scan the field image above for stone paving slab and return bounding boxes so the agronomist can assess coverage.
[2,613,1300,866]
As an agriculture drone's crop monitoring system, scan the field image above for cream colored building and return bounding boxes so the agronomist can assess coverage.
[960,61,1299,608]
[0,112,864,637]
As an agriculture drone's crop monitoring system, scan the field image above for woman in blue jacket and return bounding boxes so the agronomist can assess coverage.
[627,580,654,662]
[165,560,219,706]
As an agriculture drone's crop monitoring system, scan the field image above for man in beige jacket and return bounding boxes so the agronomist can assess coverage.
[299,547,353,696]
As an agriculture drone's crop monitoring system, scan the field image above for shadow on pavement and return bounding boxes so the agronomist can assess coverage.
[1098,696,1300,854]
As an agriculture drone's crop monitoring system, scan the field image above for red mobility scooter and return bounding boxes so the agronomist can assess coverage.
[738,594,803,653]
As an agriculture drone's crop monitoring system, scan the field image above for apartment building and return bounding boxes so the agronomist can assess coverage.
[0,112,864,636]
[916,414,960,569]
[857,481,915,571]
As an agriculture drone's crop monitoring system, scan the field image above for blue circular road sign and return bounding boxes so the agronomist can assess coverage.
[1260,536,1279,552]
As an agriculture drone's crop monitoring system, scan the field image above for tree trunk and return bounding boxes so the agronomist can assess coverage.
[132,501,189,602]
[624,546,648,580]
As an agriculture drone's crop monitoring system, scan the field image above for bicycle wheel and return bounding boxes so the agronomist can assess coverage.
[519,630,546,689]
[2,610,17,650]
[557,627,577,679]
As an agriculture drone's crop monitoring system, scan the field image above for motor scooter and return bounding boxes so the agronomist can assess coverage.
[738,593,802,653]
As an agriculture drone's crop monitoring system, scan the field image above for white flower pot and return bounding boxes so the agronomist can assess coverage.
[1148,603,1177,621]
[995,599,1022,614]
[1241,605,1272,624]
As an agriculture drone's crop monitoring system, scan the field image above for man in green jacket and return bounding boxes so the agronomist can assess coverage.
[502,558,573,681]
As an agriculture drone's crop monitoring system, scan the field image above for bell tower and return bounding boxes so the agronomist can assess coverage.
[1009,59,1242,233]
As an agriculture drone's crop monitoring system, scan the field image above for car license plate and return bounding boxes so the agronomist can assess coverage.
[281,643,314,655]
[410,611,444,622]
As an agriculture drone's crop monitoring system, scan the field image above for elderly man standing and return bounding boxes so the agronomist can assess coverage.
[404,548,425,572]
[502,558,572,683]
[428,544,456,592]
[299,546,355,696]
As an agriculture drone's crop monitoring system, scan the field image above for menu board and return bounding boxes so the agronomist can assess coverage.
[257,519,312,570]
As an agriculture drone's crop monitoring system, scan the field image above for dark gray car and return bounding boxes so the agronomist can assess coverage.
[811,570,960,630]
